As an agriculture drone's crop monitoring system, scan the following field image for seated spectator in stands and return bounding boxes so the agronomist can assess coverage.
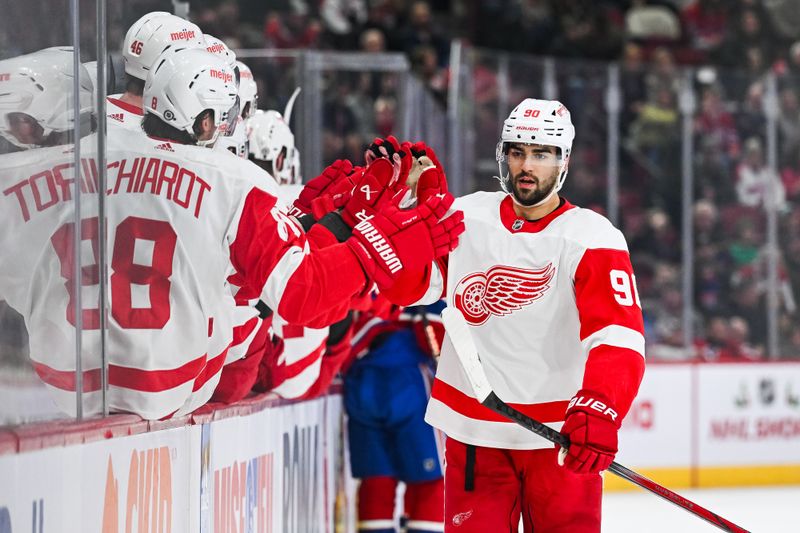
[696,257,729,316]
[398,1,449,68]
[629,85,680,170]
[645,208,681,262]
[775,41,800,89]
[728,221,762,268]
[264,5,322,49]
[681,0,729,56]
[718,8,774,68]
[697,315,731,360]
[644,47,681,99]
[620,42,647,133]
[730,282,768,350]
[360,27,387,53]
[736,137,787,210]
[694,199,723,247]
[410,45,448,104]
[696,84,740,178]
[718,316,764,360]
[550,0,624,60]
[649,283,701,360]
[373,95,397,138]
[736,82,767,146]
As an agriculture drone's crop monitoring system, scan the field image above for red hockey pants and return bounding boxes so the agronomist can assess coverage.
[444,438,602,532]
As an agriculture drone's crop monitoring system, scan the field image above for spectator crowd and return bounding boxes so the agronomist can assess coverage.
[3,0,800,374]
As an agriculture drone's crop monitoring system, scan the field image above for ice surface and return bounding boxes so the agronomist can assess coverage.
[602,485,800,532]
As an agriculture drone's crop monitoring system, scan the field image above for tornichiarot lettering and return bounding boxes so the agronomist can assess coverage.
[354,218,403,273]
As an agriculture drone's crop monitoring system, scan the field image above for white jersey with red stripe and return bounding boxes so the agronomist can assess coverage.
[425,192,645,450]
[262,181,329,400]
[106,94,144,131]
[268,314,329,399]
[0,128,365,419]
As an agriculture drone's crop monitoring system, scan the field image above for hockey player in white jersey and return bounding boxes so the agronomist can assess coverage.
[0,47,94,152]
[214,61,258,158]
[0,47,463,420]
[408,99,646,532]
[107,11,205,130]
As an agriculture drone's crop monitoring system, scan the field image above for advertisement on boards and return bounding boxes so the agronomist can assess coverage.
[0,425,200,533]
[616,364,693,468]
[697,363,800,466]
[202,395,344,533]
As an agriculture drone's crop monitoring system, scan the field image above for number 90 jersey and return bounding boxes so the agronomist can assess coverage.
[0,128,363,420]
[425,192,646,449]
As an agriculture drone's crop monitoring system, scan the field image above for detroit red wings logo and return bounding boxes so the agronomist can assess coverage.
[453,264,555,325]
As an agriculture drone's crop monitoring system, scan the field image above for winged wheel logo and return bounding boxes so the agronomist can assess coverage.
[453,264,555,325]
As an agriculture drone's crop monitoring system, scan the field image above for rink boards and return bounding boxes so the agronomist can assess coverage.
[0,394,349,533]
[607,361,800,491]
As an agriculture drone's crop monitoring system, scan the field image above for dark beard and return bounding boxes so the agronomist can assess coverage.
[510,170,558,206]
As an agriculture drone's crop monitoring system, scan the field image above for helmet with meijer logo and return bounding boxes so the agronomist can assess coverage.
[143,48,239,147]
[123,12,206,81]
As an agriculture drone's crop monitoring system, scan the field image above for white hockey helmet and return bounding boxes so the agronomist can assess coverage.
[123,12,205,81]
[214,116,248,158]
[0,47,94,149]
[143,48,239,147]
[496,98,575,203]
[204,35,239,87]
[247,88,301,184]
[236,60,258,119]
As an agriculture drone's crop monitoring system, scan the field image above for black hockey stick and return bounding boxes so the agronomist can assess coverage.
[440,308,750,533]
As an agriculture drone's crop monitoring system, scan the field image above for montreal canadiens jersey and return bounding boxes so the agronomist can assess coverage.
[106,94,144,131]
[424,192,645,449]
[0,128,365,420]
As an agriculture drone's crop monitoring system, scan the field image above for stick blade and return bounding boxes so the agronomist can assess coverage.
[441,307,493,402]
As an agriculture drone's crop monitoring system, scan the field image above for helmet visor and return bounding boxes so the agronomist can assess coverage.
[502,142,561,170]
[220,96,240,137]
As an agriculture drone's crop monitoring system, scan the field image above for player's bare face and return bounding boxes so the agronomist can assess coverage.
[506,143,560,206]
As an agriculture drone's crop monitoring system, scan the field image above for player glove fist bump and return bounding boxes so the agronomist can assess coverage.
[559,390,621,474]
[343,159,464,289]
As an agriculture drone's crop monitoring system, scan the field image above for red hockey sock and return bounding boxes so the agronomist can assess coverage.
[404,478,444,532]
[358,476,398,533]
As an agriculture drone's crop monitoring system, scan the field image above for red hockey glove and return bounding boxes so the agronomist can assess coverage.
[409,141,445,175]
[403,141,447,205]
[559,390,621,475]
[346,193,464,289]
[364,135,412,188]
[340,158,397,227]
[310,165,367,220]
[290,159,355,218]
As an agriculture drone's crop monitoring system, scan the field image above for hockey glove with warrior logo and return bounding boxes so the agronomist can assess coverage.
[346,191,464,289]
[315,158,399,242]
[558,389,621,474]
